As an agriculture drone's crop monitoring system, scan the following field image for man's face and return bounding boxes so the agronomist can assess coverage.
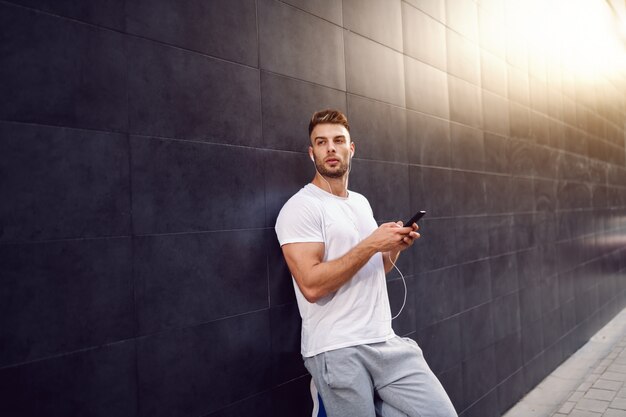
[309,123,354,179]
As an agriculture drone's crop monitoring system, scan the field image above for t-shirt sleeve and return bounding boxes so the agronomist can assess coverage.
[275,196,324,246]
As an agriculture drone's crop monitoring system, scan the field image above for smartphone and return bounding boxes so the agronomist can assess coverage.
[405,210,426,227]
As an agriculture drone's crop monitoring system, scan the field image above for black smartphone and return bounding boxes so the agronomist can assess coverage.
[405,210,426,227]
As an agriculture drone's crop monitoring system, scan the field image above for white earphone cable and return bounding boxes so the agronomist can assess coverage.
[388,253,407,320]
[311,152,408,320]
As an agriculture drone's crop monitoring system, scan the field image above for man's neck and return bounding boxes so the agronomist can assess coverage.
[311,173,348,197]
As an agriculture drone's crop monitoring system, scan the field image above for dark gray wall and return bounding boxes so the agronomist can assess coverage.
[1,0,625,416]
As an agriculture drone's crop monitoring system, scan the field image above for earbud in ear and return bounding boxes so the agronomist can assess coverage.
[310,154,314,162]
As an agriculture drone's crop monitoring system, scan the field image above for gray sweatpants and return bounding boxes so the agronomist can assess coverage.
[304,336,458,417]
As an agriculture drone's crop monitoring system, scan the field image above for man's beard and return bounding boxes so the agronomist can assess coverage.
[314,158,349,178]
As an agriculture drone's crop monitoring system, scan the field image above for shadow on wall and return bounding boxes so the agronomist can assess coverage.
[0,0,625,416]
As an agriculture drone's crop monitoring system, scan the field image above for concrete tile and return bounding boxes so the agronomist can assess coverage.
[559,401,575,413]
[578,382,593,391]
[589,375,604,383]
[571,392,585,401]
[594,380,623,391]
[616,388,626,398]
[502,403,554,417]
[568,410,601,417]
[610,398,626,410]
[574,398,610,413]
[604,373,626,382]
[609,365,626,374]
[523,385,571,406]
[603,409,626,417]
[585,389,617,401]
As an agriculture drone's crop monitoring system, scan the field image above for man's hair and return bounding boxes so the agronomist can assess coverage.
[308,109,350,137]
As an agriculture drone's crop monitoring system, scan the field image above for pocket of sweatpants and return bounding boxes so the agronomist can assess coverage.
[305,353,333,388]
[324,348,359,389]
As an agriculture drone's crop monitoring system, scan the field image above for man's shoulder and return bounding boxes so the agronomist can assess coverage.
[283,185,319,208]
[277,186,322,220]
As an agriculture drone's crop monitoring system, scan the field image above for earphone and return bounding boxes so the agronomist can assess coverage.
[309,150,408,320]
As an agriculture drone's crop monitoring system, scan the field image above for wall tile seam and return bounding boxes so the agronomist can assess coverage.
[347,91,410,114]
[518,336,568,368]
[492,288,525,302]
[137,305,271,334]
[272,0,343,29]
[267,299,301,310]
[0,226,278,246]
[0,0,127,35]
[0,337,133,372]
[129,133,274,153]
[386,274,415,284]
[445,71,484,93]
[456,378,511,416]
[0,0,262,70]
[405,107,451,125]
[198,390,272,417]
[255,0,272,314]
[199,373,314,417]
[125,28,261,71]
[343,27,405,57]
[262,69,348,97]
[400,0,445,26]
[0,234,132,247]
[0,118,129,136]
[402,47,447,74]
[270,373,311,390]
[524,108,626,137]
[457,299,495,318]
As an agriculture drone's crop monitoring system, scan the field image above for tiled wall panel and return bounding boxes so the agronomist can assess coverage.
[1,1,625,416]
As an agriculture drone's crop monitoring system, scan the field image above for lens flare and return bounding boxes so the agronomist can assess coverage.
[500,0,626,82]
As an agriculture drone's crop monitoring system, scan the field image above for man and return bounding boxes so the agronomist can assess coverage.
[275,109,457,417]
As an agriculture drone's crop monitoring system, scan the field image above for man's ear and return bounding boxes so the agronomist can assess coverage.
[350,141,355,157]
[309,146,314,162]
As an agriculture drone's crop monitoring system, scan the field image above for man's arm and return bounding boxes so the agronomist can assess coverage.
[281,222,418,303]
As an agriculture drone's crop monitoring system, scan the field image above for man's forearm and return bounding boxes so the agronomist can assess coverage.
[304,239,379,302]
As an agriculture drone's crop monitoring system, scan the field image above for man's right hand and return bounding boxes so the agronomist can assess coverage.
[365,222,417,253]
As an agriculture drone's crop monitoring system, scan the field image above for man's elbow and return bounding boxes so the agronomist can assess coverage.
[301,286,323,303]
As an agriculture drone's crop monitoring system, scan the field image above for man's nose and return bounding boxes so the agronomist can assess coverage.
[326,142,336,153]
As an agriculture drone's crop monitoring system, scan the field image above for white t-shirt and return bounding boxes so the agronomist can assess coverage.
[275,183,395,357]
